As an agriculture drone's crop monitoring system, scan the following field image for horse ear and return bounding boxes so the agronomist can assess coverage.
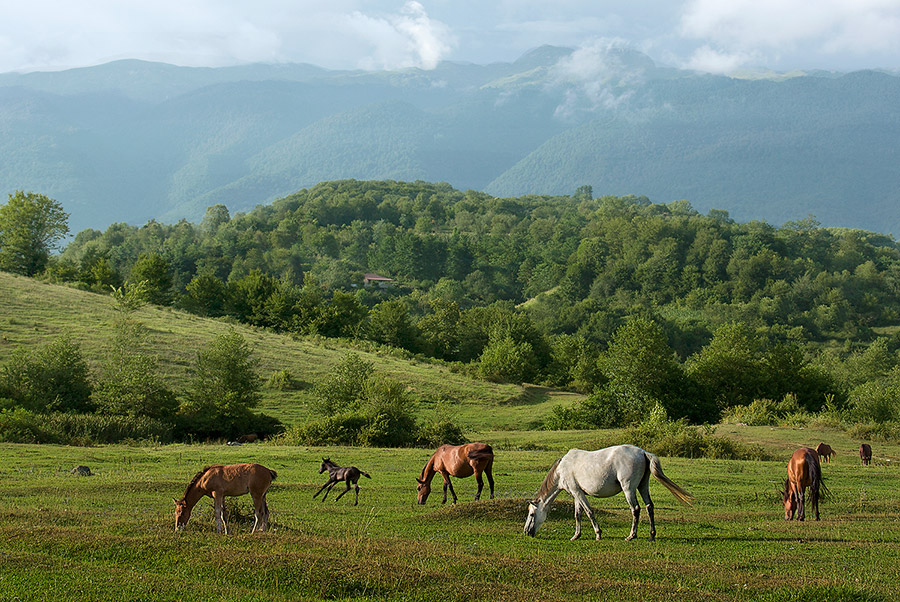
[416,478,425,484]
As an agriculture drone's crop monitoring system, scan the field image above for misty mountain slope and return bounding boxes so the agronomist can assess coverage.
[486,70,900,235]
[2,50,900,235]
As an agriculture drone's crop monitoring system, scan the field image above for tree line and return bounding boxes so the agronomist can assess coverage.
[5,182,900,434]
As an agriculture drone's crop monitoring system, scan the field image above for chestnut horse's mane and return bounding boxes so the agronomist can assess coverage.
[182,466,213,499]
[534,459,561,501]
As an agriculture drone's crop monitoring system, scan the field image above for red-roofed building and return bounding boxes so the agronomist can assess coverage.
[363,273,394,289]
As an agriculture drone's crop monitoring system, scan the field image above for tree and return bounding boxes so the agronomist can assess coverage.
[311,353,374,416]
[686,322,766,412]
[180,329,263,438]
[366,300,419,351]
[130,253,174,306]
[598,316,691,422]
[93,299,177,421]
[0,191,70,276]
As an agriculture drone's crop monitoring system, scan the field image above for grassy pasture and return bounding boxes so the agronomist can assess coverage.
[0,272,564,430]
[2,427,899,601]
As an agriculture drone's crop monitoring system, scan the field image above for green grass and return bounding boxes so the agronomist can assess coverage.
[0,272,566,430]
[2,427,900,601]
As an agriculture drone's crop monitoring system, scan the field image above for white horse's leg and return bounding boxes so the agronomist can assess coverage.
[570,489,601,541]
[622,489,641,541]
[638,481,656,541]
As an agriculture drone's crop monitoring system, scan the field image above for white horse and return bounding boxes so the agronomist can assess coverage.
[524,444,694,541]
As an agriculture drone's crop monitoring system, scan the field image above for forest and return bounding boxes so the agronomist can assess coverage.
[5,180,900,443]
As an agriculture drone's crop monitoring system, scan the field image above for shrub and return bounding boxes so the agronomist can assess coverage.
[544,389,626,430]
[416,419,467,448]
[0,409,173,445]
[624,404,773,461]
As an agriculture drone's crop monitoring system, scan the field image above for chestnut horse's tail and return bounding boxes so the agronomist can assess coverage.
[646,452,695,506]
[809,453,829,502]
[268,469,278,481]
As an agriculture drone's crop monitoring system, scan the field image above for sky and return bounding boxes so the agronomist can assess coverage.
[2,0,900,75]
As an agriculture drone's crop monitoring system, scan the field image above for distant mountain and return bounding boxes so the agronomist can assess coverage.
[2,47,899,235]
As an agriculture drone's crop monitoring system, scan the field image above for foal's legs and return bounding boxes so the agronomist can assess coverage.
[212,492,228,534]
[333,479,353,502]
[570,488,601,541]
[251,492,269,533]
[486,463,495,499]
[314,477,337,500]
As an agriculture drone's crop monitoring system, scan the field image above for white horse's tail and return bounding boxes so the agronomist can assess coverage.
[646,453,694,506]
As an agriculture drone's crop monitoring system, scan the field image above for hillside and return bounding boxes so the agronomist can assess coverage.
[0,271,578,430]
[2,48,900,235]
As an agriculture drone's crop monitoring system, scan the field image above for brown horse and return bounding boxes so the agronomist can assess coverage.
[174,463,276,534]
[782,448,825,521]
[860,443,872,466]
[815,442,835,462]
[314,458,371,506]
[416,442,494,505]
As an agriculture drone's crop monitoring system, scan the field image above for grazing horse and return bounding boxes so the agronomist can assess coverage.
[416,442,494,505]
[524,445,694,542]
[782,447,825,521]
[174,463,276,534]
[815,442,836,463]
[860,443,872,466]
[314,458,371,506]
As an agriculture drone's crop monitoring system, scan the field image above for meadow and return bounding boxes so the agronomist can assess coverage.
[2,427,899,602]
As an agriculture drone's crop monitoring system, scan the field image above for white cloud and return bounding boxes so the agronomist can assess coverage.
[679,0,900,70]
[343,1,456,70]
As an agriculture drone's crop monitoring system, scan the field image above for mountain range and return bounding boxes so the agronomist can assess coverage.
[1,46,898,236]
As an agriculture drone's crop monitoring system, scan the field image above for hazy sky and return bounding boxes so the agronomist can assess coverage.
[2,1,900,74]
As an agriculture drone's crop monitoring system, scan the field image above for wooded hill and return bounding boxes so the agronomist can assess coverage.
[31,179,900,431]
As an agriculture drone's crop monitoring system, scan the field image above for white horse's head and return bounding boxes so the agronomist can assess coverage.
[524,500,548,537]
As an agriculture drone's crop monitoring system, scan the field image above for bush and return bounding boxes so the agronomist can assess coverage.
[624,405,773,461]
[0,409,173,445]
[544,389,628,430]
[416,419,467,448]
[846,421,900,443]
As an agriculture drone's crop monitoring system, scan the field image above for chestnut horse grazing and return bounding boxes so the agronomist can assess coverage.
[174,463,276,534]
[524,445,694,542]
[860,443,872,466]
[314,458,371,506]
[416,443,494,504]
[815,442,835,462]
[782,448,825,521]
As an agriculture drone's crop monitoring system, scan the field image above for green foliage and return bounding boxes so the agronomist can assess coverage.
[130,253,173,306]
[0,190,69,276]
[266,369,300,391]
[310,353,374,416]
[179,328,267,438]
[93,306,177,421]
[623,405,773,461]
[478,333,536,384]
[0,408,172,444]
[0,335,93,413]
[598,316,696,422]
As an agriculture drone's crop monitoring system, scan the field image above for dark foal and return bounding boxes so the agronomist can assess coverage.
[314,458,371,506]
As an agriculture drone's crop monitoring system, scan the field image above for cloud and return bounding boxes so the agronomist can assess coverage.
[550,38,644,119]
[679,0,900,70]
[345,1,455,70]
